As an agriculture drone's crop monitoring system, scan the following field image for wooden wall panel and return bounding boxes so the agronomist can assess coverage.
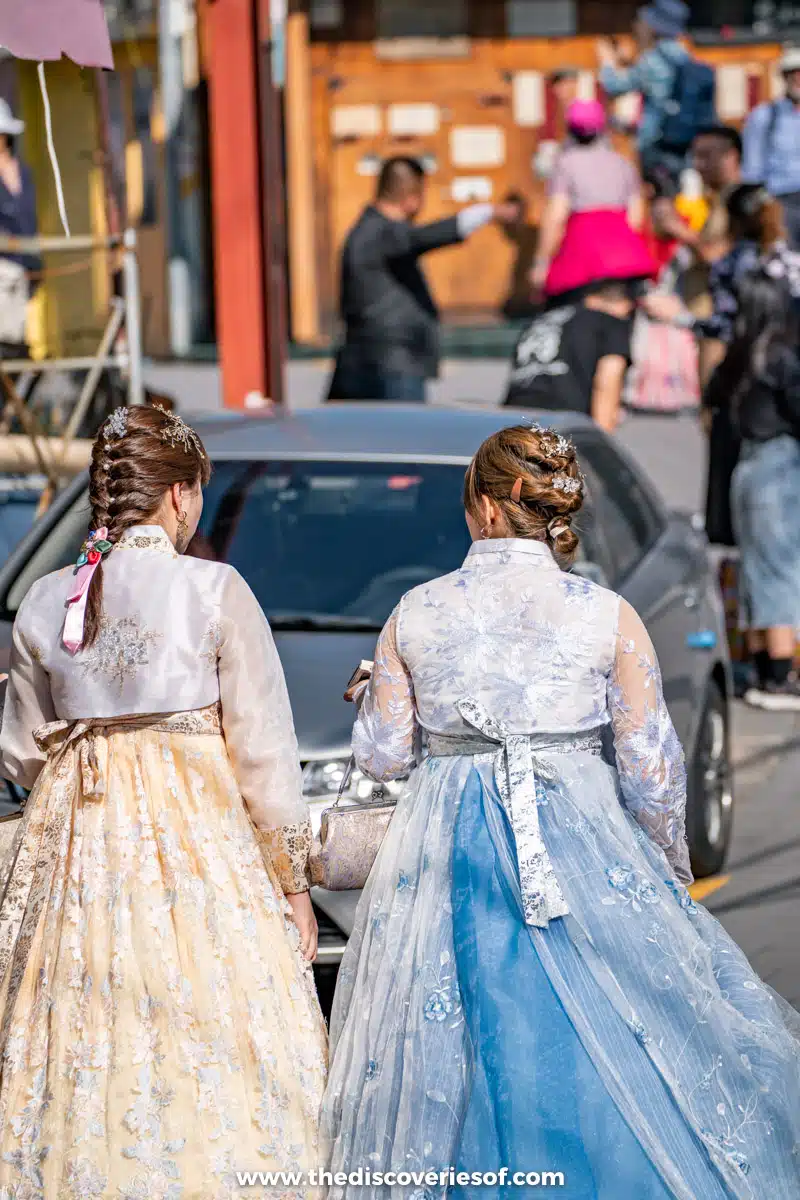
[310,34,785,329]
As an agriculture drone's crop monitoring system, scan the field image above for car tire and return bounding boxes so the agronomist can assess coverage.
[687,680,734,879]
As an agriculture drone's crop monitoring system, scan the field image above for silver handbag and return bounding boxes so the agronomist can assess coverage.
[309,759,397,891]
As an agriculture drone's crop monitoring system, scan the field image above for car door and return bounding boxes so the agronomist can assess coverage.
[573,432,709,751]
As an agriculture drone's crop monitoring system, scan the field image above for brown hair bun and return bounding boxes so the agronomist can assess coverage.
[463,423,584,560]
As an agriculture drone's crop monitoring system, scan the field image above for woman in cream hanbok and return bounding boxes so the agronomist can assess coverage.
[322,424,800,1199]
[0,405,327,1199]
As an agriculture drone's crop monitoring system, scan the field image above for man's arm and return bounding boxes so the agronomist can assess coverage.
[741,105,769,184]
[383,203,505,260]
[591,354,628,433]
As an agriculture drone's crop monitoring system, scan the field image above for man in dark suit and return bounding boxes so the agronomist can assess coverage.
[327,157,514,402]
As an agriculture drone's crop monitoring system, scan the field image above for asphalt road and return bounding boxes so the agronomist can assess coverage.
[701,703,800,1009]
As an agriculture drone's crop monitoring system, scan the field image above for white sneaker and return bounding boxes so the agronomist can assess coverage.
[745,678,800,712]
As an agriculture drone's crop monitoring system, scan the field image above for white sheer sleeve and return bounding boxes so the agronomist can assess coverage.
[218,568,312,894]
[0,596,56,792]
[353,606,417,782]
[608,599,693,886]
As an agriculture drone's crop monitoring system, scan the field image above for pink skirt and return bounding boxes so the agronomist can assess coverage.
[546,209,656,298]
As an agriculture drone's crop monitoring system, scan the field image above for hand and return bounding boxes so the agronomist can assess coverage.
[651,198,693,244]
[596,37,617,68]
[343,675,370,705]
[529,261,549,295]
[494,200,523,227]
[595,409,621,434]
[286,890,318,962]
[700,407,713,436]
[641,292,685,323]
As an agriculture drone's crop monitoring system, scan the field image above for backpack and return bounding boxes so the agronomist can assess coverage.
[657,53,717,154]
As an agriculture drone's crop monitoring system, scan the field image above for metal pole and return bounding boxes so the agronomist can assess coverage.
[159,0,192,357]
[58,298,126,462]
[123,228,145,406]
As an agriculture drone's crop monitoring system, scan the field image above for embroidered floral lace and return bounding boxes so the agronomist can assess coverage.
[352,541,692,886]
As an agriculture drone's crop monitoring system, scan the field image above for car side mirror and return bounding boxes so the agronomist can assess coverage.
[570,560,610,589]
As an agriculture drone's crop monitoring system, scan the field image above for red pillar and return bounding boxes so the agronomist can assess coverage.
[203,0,285,408]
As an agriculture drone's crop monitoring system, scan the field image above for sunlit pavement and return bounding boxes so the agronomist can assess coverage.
[698,701,800,1008]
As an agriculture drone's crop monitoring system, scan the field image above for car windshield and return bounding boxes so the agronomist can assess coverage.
[0,496,42,562]
[191,459,472,630]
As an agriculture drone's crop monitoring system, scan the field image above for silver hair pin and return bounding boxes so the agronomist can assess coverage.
[524,421,573,458]
[553,475,582,495]
[102,407,129,441]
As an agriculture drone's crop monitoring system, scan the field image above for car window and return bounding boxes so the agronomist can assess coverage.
[6,492,89,613]
[573,435,664,585]
[192,460,472,628]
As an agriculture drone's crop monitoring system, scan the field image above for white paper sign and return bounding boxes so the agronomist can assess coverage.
[451,176,493,203]
[331,105,382,139]
[716,65,748,120]
[388,104,440,137]
[357,154,382,176]
[513,71,545,128]
[450,126,505,168]
[576,71,596,101]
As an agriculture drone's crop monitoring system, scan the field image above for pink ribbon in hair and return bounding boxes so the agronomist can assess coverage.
[62,527,108,654]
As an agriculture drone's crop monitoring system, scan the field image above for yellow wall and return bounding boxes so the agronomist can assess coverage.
[18,60,110,359]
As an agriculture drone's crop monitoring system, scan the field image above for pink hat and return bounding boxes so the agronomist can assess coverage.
[566,99,606,137]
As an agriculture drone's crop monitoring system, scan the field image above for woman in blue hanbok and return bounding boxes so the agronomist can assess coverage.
[321,423,800,1200]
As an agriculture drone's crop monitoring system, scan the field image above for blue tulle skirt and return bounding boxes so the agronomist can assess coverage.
[450,772,725,1199]
[322,753,800,1200]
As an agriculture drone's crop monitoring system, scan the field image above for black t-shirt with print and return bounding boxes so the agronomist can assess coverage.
[504,303,632,414]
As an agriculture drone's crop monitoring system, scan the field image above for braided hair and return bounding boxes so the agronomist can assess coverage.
[83,405,211,649]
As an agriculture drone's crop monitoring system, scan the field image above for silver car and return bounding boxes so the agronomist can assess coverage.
[0,405,733,999]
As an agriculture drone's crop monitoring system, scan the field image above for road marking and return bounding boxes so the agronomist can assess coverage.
[689,875,731,902]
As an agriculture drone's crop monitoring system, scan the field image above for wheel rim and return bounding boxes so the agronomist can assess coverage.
[701,708,732,849]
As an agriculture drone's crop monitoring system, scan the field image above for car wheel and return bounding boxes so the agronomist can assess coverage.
[687,680,734,879]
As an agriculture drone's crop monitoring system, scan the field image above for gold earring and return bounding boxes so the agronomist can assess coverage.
[177,510,189,549]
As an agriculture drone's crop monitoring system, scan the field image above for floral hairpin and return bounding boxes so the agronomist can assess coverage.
[151,403,205,459]
[74,527,113,575]
[102,407,129,442]
[524,420,573,458]
[553,475,582,495]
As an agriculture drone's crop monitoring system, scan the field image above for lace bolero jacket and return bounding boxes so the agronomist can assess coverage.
[353,539,693,885]
[0,525,312,894]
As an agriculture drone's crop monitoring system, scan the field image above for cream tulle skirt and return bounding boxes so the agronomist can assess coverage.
[0,706,327,1199]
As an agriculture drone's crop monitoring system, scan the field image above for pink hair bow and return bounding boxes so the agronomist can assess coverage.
[62,527,110,654]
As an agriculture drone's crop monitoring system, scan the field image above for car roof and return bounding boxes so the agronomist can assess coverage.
[188,404,596,462]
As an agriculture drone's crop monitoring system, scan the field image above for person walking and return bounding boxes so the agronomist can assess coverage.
[321,422,800,1199]
[742,47,800,250]
[530,99,654,299]
[645,184,800,549]
[0,99,39,356]
[504,280,634,433]
[327,157,515,404]
[0,405,327,1195]
[705,270,800,710]
[598,0,715,182]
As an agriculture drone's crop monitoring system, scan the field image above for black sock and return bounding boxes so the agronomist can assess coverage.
[769,657,793,686]
[753,650,772,687]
